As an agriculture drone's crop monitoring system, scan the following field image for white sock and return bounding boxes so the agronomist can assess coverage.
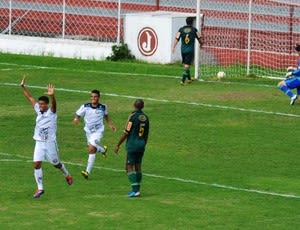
[59,163,69,177]
[34,168,43,190]
[86,154,96,174]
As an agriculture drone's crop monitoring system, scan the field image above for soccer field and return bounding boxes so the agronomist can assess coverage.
[0,53,300,230]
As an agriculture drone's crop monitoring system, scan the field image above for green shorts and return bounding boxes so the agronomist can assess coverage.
[182,52,194,65]
[126,151,144,165]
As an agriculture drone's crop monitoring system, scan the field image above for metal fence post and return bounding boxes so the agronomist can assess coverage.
[62,0,66,39]
[9,0,12,35]
[116,0,121,44]
[246,0,253,76]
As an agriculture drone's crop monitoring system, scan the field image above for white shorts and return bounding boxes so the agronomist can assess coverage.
[33,141,60,165]
[86,131,103,147]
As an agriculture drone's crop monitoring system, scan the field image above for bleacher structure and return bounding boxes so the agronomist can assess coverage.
[1,0,300,78]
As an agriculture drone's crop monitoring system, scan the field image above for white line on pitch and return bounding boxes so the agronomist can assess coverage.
[3,82,300,118]
[0,152,299,199]
[0,62,279,88]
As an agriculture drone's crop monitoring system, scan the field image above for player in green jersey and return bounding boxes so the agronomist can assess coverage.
[114,99,149,198]
[172,17,202,85]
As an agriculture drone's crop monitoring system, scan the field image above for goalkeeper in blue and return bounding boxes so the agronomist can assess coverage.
[278,44,300,105]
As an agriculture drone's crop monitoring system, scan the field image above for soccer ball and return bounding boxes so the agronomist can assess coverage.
[217,71,226,79]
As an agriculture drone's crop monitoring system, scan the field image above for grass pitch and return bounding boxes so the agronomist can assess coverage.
[0,53,300,229]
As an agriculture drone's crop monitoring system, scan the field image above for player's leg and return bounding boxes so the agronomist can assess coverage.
[33,141,45,198]
[47,141,73,185]
[126,151,140,197]
[181,53,188,84]
[278,78,299,105]
[92,132,107,156]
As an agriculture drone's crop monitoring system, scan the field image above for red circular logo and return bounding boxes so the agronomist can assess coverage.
[137,27,158,56]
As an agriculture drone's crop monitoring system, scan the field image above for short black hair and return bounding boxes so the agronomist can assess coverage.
[295,44,300,52]
[134,99,144,110]
[38,96,49,104]
[186,17,194,26]
[91,89,100,97]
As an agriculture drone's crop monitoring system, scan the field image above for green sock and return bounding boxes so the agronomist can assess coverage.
[136,172,142,192]
[182,69,189,82]
[186,69,191,80]
[128,171,138,192]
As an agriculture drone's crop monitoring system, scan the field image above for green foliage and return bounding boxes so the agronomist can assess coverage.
[0,54,300,229]
[106,43,135,61]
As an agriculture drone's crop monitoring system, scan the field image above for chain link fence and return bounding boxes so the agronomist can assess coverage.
[1,0,300,77]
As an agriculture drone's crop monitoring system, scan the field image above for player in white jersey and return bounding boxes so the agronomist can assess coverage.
[20,76,73,198]
[74,89,117,179]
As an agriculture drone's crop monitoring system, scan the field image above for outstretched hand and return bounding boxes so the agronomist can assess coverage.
[46,84,55,96]
[20,75,27,87]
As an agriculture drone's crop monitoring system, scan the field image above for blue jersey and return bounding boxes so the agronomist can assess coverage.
[292,59,300,76]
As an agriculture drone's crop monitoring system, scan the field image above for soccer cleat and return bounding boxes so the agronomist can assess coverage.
[127,191,141,198]
[180,81,185,85]
[290,95,298,105]
[81,170,89,179]
[66,175,73,185]
[102,145,108,158]
[33,189,44,198]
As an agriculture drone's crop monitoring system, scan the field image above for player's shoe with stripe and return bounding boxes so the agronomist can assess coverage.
[81,170,89,179]
[101,145,108,158]
[127,191,141,198]
[290,95,298,105]
[33,189,44,198]
[66,175,73,185]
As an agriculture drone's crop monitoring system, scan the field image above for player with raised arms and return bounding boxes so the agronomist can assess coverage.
[73,89,117,179]
[278,44,300,105]
[20,76,73,198]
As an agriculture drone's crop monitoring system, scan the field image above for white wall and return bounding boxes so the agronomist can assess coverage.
[125,11,195,64]
[0,35,113,60]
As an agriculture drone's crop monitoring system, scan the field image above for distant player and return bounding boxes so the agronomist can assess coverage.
[172,17,202,85]
[73,89,116,179]
[278,44,300,105]
[20,76,73,198]
[114,99,149,198]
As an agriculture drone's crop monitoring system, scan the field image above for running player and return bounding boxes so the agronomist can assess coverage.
[172,17,202,85]
[20,76,73,198]
[73,89,116,179]
[114,99,149,198]
[278,44,300,105]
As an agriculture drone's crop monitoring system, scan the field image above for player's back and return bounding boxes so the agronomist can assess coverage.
[126,110,149,152]
[179,25,197,53]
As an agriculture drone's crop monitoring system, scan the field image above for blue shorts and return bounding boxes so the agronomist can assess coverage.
[285,77,300,89]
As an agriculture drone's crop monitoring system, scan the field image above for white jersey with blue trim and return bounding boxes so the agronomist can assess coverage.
[76,103,108,133]
[33,103,57,142]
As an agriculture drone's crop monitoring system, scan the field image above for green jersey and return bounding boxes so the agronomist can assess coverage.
[178,25,198,54]
[124,110,149,153]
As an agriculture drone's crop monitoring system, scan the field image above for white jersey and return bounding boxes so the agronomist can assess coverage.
[33,103,57,142]
[76,103,108,134]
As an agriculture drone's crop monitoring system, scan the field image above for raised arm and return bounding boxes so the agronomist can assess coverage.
[46,84,56,113]
[20,75,36,107]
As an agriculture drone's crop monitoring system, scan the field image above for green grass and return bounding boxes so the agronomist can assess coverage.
[0,53,300,229]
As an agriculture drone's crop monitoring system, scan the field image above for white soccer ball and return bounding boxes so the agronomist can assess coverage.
[217,71,226,79]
